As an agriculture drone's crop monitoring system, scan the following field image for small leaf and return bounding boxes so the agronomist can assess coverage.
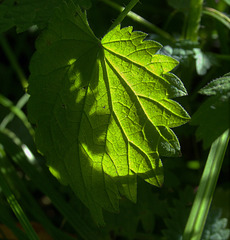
[191,74,230,148]
[28,2,190,223]
[193,48,212,75]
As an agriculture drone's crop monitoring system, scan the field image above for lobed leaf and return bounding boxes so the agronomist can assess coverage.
[28,2,190,223]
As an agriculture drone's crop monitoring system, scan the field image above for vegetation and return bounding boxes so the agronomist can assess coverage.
[0,0,229,239]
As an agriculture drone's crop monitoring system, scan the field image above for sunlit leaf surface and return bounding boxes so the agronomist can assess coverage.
[28,2,190,223]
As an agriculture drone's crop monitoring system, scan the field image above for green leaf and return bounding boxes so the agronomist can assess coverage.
[191,74,230,148]
[28,2,190,224]
[199,73,230,96]
[0,0,81,33]
[163,44,214,76]
[193,48,212,76]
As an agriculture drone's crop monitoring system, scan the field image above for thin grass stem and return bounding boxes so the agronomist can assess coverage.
[203,7,230,30]
[0,148,39,240]
[0,34,28,90]
[183,128,230,240]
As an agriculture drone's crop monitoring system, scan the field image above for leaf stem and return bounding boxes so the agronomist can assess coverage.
[107,0,140,32]
[101,0,174,41]
[183,128,230,240]
[185,0,203,42]
[0,34,28,90]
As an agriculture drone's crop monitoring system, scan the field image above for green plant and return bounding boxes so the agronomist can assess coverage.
[0,0,229,239]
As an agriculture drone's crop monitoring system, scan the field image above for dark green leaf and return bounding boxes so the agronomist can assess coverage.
[0,0,82,33]
[191,74,230,148]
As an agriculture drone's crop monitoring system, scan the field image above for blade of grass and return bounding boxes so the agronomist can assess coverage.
[0,147,39,240]
[0,93,30,129]
[0,94,34,137]
[108,0,140,32]
[0,128,103,240]
[0,201,28,240]
[183,128,230,240]
[202,7,230,30]
[0,34,28,90]
[0,135,77,240]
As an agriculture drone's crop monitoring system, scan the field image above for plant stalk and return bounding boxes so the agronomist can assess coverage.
[183,128,230,240]
[107,0,139,32]
[185,0,203,42]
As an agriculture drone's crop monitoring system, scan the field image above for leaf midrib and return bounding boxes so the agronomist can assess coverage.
[104,56,163,186]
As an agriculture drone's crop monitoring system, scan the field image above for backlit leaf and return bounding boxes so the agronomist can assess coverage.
[28,2,190,224]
